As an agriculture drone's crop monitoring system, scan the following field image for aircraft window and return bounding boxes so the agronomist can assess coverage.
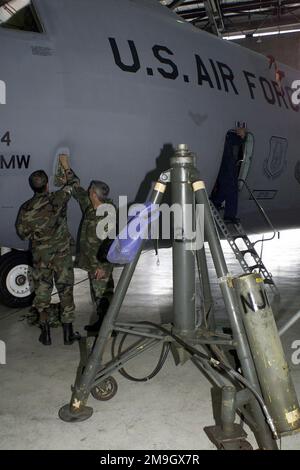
[0,1,43,33]
[238,132,254,190]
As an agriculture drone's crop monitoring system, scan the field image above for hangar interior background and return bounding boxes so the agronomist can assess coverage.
[160,0,300,69]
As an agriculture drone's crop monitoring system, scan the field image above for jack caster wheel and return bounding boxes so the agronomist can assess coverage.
[91,376,118,401]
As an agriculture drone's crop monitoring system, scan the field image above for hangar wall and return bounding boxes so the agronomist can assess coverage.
[236,33,300,71]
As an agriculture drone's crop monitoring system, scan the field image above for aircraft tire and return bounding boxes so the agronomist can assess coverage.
[0,251,34,308]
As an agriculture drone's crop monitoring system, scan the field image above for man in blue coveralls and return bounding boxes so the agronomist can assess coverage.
[211,126,247,223]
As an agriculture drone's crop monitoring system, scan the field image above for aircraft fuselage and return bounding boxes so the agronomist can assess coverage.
[0,0,300,250]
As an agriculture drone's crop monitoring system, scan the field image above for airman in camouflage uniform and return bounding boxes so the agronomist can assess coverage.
[72,179,115,332]
[16,160,79,346]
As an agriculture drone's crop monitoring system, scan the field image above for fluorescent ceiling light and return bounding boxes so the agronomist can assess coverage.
[223,28,300,41]
[279,28,300,35]
[223,34,246,40]
[253,28,300,37]
[253,31,277,37]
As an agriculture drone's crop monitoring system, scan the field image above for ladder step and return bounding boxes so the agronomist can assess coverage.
[249,264,263,271]
[240,249,257,256]
[263,278,274,285]
[232,234,248,241]
[210,201,279,297]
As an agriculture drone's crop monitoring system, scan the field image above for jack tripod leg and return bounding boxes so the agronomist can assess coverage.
[196,247,214,329]
[205,386,253,450]
[192,180,278,450]
[59,182,167,422]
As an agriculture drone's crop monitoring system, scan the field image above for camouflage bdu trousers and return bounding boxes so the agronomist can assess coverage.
[32,249,75,324]
[88,266,114,309]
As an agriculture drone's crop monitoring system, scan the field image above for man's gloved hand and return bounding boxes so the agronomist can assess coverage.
[54,154,70,186]
[58,154,80,189]
[94,267,108,280]
[59,154,70,170]
[236,128,247,140]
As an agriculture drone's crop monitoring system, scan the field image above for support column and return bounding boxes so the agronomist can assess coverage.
[171,145,196,335]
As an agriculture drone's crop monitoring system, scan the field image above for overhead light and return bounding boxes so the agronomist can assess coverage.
[280,28,300,35]
[253,28,300,37]
[253,31,279,37]
[223,34,246,40]
[222,28,300,41]
[223,28,300,41]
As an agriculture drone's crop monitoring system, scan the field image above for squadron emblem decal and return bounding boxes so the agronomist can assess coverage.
[264,136,288,179]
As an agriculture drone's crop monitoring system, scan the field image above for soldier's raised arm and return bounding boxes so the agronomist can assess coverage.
[59,154,90,213]
[72,184,90,213]
[50,154,78,206]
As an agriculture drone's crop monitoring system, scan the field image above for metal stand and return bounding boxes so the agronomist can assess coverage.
[58,144,289,450]
[204,386,253,450]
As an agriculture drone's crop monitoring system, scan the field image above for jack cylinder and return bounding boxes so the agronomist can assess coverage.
[170,145,196,334]
[221,386,236,436]
[233,273,300,436]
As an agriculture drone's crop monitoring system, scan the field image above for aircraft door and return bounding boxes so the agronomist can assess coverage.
[238,133,255,190]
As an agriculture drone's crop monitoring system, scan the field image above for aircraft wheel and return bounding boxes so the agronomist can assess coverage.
[0,251,34,308]
[91,377,118,401]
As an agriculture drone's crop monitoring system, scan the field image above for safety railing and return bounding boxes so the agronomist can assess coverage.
[238,178,280,246]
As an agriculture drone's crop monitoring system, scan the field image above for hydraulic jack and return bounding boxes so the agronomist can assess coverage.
[59,144,300,450]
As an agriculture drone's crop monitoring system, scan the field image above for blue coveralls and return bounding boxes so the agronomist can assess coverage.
[212,131,244,219]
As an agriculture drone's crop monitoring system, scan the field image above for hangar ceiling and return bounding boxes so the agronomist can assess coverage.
[160,0,300,38]
[1,1,299,40]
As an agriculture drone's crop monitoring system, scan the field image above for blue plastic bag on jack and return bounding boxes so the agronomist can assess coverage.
[107,202,160,265]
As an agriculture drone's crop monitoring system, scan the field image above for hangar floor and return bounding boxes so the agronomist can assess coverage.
[1,230,300,450]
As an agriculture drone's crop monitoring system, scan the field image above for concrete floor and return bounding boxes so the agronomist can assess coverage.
[1,230,300,450]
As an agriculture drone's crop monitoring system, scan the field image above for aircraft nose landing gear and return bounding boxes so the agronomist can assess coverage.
[15,273,27,287]
[0,251,34,308]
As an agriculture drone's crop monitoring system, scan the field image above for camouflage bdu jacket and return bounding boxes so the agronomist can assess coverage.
[72,185,115,274]
[16,178,76,260]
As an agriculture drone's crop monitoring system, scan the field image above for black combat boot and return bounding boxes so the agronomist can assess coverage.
[39,322,51,346]
[63,323,81,345]
[84,298,110,333]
